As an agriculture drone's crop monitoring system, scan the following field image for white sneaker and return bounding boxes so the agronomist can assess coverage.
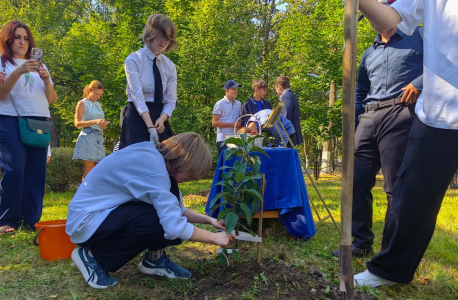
[354,270,397,288]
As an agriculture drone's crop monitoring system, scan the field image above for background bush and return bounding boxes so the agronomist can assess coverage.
[46,147,83,192]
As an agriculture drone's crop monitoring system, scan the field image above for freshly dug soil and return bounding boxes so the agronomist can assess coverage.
[189,258,376,300]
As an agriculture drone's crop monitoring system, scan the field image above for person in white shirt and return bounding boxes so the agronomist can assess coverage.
[212,80,243,155]
[119,14,177,149]
[0,20,57,235]
[67,132,235,289]
[353,0,458,288]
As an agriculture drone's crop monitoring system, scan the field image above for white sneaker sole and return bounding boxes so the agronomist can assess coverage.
[138,261,190,279]
[71,248,117,289]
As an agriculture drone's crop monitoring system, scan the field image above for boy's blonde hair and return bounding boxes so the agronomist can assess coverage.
[158,133,212,179]
[141,14,178,52]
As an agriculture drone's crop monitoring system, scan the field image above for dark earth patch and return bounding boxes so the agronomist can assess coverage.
[189,259,376,300]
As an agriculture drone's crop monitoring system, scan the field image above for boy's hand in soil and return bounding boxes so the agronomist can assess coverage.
[214,231,235,247]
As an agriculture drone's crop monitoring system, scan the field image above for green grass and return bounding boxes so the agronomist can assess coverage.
[1,176,457,299]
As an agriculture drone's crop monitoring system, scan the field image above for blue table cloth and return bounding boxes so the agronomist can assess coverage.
[205,148,316,240]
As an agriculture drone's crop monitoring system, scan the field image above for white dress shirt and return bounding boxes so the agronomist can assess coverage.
[212,96,242,142]
[393,0,458,130]
[124,46,177,118]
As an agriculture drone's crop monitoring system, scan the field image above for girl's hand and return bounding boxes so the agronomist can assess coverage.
[214,231,235,247]
[37,63,51,83]
[154,114,168,134]
[210,218,226,231]
[95,119,107,129]
[17,59,40,74]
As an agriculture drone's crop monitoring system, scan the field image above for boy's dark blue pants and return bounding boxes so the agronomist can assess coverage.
[0,115,47,229]
[367,118,458,283]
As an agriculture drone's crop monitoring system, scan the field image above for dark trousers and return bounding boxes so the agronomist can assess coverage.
[367,118,458,283]
[352,104,415,249]
[217,141,227,156]
[119,102,173,150]
[79,202,182,272]
[0,115,47,229]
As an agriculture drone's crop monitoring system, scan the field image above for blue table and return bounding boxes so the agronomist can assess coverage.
[205,148,316,240]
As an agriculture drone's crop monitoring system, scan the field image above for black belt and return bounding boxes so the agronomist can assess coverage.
[364,98,403,112]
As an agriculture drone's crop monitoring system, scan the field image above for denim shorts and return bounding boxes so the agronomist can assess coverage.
[72,127,105,162]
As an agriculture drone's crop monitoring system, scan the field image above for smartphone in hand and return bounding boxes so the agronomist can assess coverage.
[31,48,43,71]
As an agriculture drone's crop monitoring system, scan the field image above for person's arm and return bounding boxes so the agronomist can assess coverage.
[0,59,40,99]
[281,94,294,120]
[359,0,402,31]
[401,74,422,105]
[183,208,226,230]
[355,53,370,126]
[212,115,241,129]
[159,63,177,120]
[74,101,106,128]
[38,63,57,104]
[188,227,235,247]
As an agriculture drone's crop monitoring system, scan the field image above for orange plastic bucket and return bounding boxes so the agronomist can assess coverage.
[33,220,75,260]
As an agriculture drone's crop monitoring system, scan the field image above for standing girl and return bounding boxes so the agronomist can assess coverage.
[119,14,178,149]
[73,81,107,181]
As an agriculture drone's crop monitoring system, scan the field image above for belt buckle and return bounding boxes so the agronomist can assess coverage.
[366,101,378,111]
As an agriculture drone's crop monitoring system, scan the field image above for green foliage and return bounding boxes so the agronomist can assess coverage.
[209,134,267,237]
[46,147,83,192]
[0,0,380,163]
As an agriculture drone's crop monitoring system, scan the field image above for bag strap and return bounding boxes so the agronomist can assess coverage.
[1,56,21,117]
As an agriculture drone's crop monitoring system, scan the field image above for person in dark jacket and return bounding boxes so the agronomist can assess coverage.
[241,79,272,126]
[274,76,303,145]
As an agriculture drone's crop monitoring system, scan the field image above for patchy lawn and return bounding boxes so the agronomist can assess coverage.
[0,175,457,299]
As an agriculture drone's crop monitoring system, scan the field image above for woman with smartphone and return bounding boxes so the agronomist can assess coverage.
[0,20,57,234]
[119,14,178,149]
[73,80,107,181]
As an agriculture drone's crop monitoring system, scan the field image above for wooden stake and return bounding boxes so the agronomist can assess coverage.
[257,174,266,264]
[340,0,359,299]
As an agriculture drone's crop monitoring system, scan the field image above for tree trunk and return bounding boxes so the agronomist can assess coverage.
[321,82,336,175]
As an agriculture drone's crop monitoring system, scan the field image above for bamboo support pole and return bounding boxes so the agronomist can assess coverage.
[340,0,359,299]
[257,174,266,264]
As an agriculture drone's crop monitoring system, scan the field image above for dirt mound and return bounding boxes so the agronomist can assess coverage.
[189,259,376,300]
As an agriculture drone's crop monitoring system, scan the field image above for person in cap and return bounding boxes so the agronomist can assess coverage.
[352,0,458,287]
[332,0,424,261]
[274,76,303,146]
[211,79,242,155]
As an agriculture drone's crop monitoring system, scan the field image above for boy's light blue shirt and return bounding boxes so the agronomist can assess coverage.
[66,142,194,244]
[249,109,296,141]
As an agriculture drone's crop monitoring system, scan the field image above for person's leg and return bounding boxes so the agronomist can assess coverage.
[377,105,415,250]
[82,160,97,181]
[351,111,381,251]
[119,103,150,149]
[21,145,47,229]
[217,141,227,156]
[0,116,27,230]
[366,118,458,284]
[79,202,181,273]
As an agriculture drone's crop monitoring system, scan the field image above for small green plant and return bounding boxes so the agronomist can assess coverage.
[209,134,268,260]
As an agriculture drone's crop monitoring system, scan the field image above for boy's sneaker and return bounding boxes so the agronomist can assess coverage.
[138,251,191,279]
[71,247,118,289]
[354,269,397,288]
